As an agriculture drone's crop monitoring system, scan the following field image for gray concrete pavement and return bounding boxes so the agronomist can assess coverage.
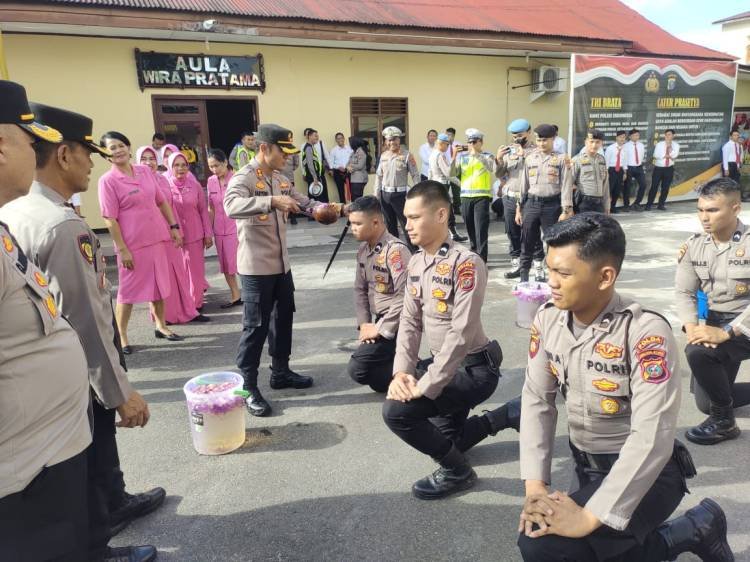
[109,202,749,561]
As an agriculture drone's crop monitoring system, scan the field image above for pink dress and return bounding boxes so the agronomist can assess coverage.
[207,171,238,275]
[98,164,171,304]
[154,173,200,323]
[168,173,213,309]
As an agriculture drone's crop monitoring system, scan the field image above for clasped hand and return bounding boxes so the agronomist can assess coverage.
[518,490,600,539]
[386,372,423,402]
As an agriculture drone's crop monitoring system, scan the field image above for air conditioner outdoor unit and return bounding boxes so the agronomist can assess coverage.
[532,66,569,93]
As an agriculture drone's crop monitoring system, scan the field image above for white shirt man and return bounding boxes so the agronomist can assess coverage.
[653,138,680,168]
[553,135,567,155]
[624,137,645,168]
[329,142,353,171]
[605,141,628,172]
[722,131,744,182]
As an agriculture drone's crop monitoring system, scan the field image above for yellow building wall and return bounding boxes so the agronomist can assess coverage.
[736,79,750,106]
[4,34,570,228]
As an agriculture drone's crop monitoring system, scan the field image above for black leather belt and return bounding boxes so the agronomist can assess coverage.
[570,442,619,471]
[526,194,561,203]
[581,195,602,200]
[462,340,503,370]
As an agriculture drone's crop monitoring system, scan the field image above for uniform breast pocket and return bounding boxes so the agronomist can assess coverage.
[249,213,274,226]
[727,266,750,296]
[429,283,453,317]
[694,267,711,281]
[373,271,392,293]
[395,158,407,172]
[585,373,631,425]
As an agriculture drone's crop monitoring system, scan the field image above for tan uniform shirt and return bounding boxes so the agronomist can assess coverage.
[571,152,610,210]
[0,182,132,409]
[353,231,411,339]
[428,149,452,184]
[0,222,91,498]
[675,220,750,334]
[348,148,369,184]
[374,149,420,196]
[393,238,489,399]
[496,147,536,198]
[224,157,319,275]
[520,150,573,207]
[520,293,680,531]
[280,153,299,185]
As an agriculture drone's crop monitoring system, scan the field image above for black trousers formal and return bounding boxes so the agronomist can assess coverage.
[380,191,415,251]
[727,162,741,183]
[349,182,366,202]
[518,444,686,562]
[348,336,396,393]
[648,166,674,207]
[577,195,605,213]
[332,170,349,203]
[0,449,89,562]
[450,182,462,214]
[628,165,647,205]
[608,167,627,211]
[237,271,295,388]
[686,312,750,411]
[503,195,543,260]
[382,356,499,461]
[520,196,560,271]
[461,196,491,262]
[305,175,329,203]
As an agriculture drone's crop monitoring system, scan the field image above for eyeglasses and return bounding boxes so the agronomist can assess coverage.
[467,140,479,144]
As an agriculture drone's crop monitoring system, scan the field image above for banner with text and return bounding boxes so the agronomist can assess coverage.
[570,55,737,200]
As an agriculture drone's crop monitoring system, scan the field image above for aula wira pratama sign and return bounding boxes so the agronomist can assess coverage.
[570,54,738,201]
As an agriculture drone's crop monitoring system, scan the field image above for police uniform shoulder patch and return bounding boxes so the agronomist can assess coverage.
[78,234,95,265]
[529,324,541,358]
[456,259,476,292]
[635,334,670,384]
[677,243,688,263]
[388,247,404,273]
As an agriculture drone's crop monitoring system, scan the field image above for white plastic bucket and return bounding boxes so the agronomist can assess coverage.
[512,282,552,328]
[183,372,246,455]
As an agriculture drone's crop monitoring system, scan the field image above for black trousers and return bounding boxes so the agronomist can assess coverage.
[520,197,561,271]
[350,182,366,202]
[0,450,89,562]
[685,314,750,410]
[503,195,543,260]
[628,165,647,205]
[577,195,605,213]
[439,182,457,229]
[332,170,349,203]
[380,191,415,251]
[648,166,674,207]
[727,162,741,183]
[305,175,329,203]
[237,271,295,388]
[517,447,686,562]
[608,167,627,211]
[348,337,396,393]
[450,182,462,214]
[461,196,491,262]
[382,358,499,461]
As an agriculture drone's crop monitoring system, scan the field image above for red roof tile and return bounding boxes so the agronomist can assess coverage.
[41,0,734,60]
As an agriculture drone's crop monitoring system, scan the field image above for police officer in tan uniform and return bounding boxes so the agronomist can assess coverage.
[571,129,610,214]
[225,124,344,417]
[517,123,574,282]
[518,213,732,562]
[675,177,750,446]
[382,181,519,500]
[0,104,160,562]
[347,195,411,392]
[0,80,92,562]
[374,126,420,248]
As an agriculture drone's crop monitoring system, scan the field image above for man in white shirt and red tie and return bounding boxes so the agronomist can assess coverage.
[723,128,744,184]
[647,128,680,211]
[605,130,628,213]
[419,129,438,181]
[625,128,648,211]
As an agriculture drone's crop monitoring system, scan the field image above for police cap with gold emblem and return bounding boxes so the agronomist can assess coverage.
[0,80,62,143]
[29,103,111,156]
[256,123,300,155]
[534,124,556,139]
[587,129,604,141]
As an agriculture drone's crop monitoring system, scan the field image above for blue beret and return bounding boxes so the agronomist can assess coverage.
[508,118,530,134]
[437,133,450,142]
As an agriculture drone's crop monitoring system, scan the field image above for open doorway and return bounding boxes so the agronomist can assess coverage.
[206,99,257,158]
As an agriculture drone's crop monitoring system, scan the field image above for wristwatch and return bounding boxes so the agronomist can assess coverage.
[722,324,735,339]
[169,223,180,230]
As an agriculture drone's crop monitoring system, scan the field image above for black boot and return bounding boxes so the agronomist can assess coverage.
[685,402,740,445]
[504,258,521,279]
[657,498,734,561]
[269,357,313,389]
[411,446,477,500]
[484,396,522,434]
[519,269,530,282]
[245,386,272,417]
[109,488,166,537]
[450,226,468,243]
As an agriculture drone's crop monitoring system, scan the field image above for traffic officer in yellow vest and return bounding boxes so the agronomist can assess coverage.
[382,181,520,500]
[0,80,92,561]
[570,129,610,214]
[517,123,573,282]
[518,212,732,562]
[347,195,412,392]
[0,104,162,562]
[374,126,420,249]
[450,128,496,262]
[230,131,256,171]
[675,177,750,445]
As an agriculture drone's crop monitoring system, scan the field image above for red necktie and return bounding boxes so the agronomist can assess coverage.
[737,143,742,165]
[634,142,640,165]
[615,147,621,172]
[665,145,671,167]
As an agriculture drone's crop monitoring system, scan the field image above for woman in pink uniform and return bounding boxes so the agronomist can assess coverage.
[98,132,184,353]
[165,152,213,310]
[137,146,208,324]
[206,149,241,308]
[159,144,179,171]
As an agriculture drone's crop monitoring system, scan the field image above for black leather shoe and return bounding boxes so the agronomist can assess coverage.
[412,447,477,500]
[103,545,157,562]
[122,345,133,355]
[189,314,211,323]
[484,395,522,434]
[110,488,167,537]
[154,330,184,341]
[450,228,468,243]
[220,299,242,309]
[658,498,733,562]
[246,388,272,417]
[644,204,653,211]
[504,267,521,279]
[657,205,667,211]
[685,403,740,445]
[270,369,313,389]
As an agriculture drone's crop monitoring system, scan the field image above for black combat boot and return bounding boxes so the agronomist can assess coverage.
[483,396,522,434]
[450,226,468,243]
[269,357,314,389]
[412,445,477,500]
[504,258,521,279]
[243,370,272,416]
[685,402,740,445]
[657,498,733,561]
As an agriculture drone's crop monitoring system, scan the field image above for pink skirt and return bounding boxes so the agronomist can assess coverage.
[215,233,238,275]
[162,241,199,324]
[116,242,171,304]
[181,239,208,309]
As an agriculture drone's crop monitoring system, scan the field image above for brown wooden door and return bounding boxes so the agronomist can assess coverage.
[153,98,211,185]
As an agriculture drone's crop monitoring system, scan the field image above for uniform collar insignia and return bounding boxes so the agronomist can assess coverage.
[373,242,383,254]
[437,243,450,257]
[733,231,742,243]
